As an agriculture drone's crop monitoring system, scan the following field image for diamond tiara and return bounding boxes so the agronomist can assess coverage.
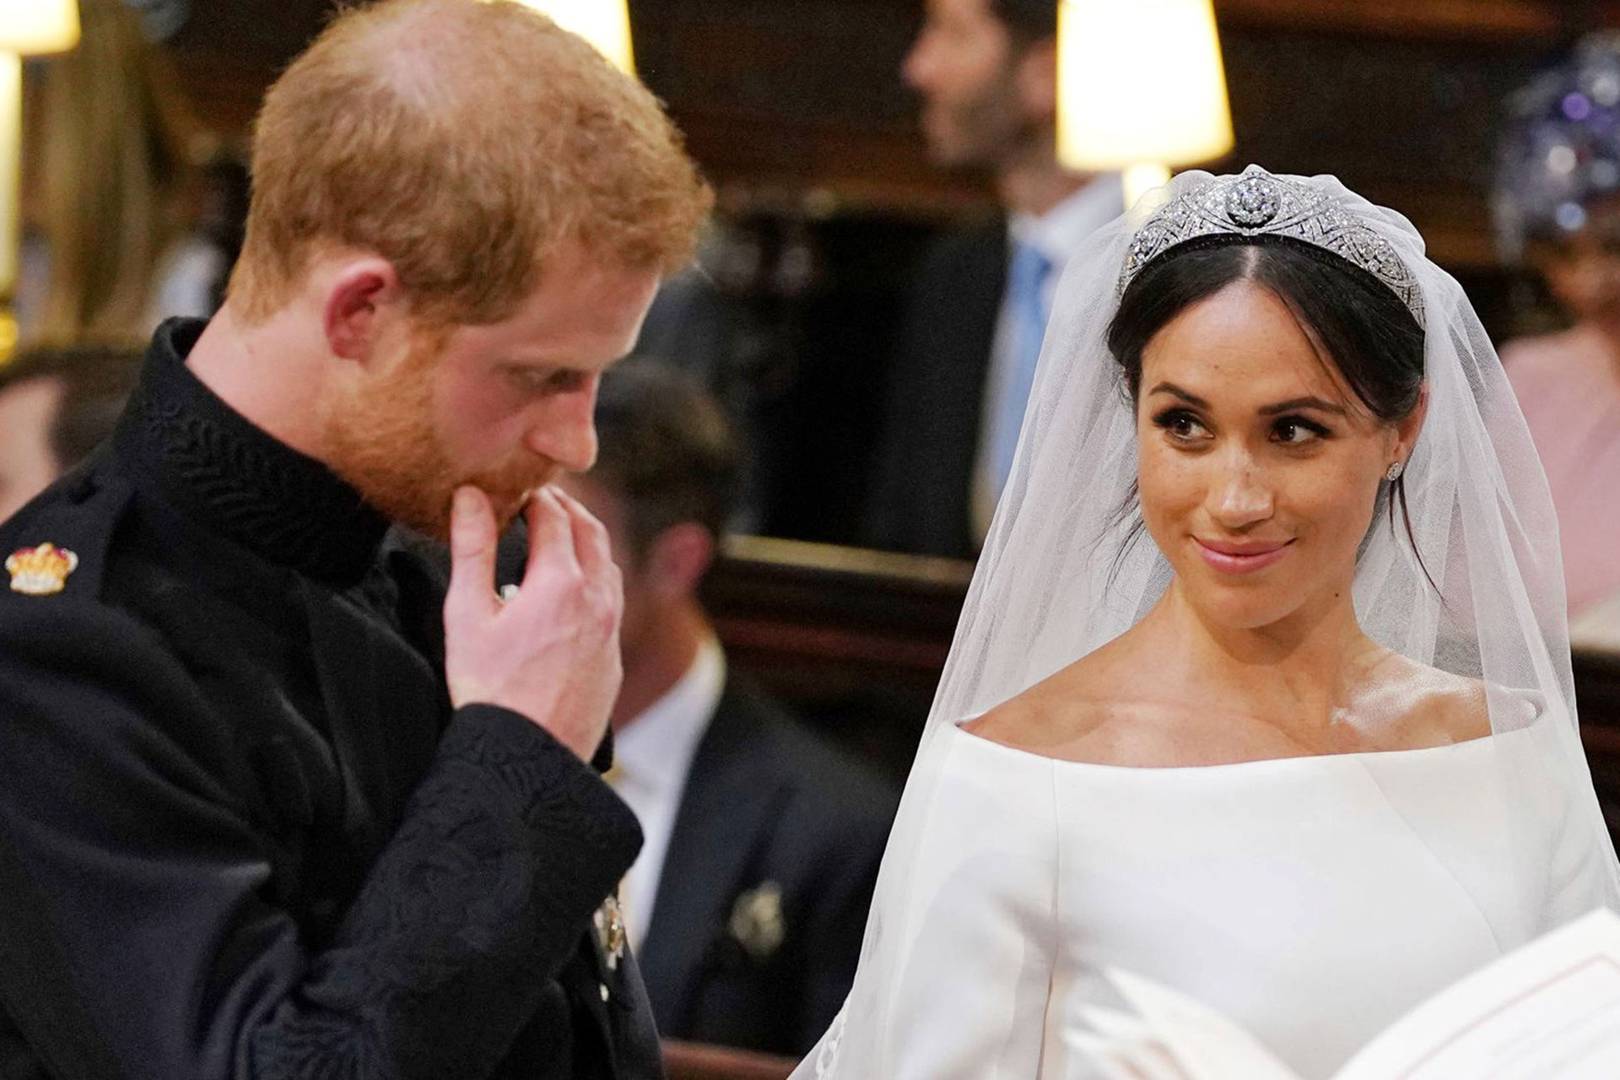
[1117,165,1426,328]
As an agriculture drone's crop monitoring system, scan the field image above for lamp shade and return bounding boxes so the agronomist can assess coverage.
[514,0,634,76]
[0,0,80,56]
[1057,0,1232,172]
[0,54,17,294]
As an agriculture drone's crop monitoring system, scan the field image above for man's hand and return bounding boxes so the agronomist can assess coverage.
[444,485,623,761]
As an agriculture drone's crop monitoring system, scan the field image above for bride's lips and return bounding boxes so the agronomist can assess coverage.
[1194,537,1294,575]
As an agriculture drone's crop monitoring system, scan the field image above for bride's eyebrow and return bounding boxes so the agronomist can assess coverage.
[1258,396,1348,416]
[1148,383,1350,419]
[1147,382,1208,407]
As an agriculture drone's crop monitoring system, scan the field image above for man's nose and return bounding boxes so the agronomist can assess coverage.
[526,386,600,475]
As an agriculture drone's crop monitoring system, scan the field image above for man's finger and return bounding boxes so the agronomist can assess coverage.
[552,487,613,583]
[525,487,580,581]
[446,486,500,624]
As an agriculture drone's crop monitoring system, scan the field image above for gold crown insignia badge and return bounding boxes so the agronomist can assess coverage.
[6,543,79,597]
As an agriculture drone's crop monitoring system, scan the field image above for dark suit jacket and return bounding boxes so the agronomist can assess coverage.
[865,213,1009,558]
[0,319,662,1080]
[637,679,896,1057]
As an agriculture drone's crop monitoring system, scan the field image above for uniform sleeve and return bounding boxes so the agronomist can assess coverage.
[0,601,641,1080]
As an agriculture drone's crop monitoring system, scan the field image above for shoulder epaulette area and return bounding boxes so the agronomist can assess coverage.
[0,465,135,606]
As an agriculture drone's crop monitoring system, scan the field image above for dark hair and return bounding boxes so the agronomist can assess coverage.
[1104,235,1434,586]
[0,343,142,468]
[990,0,1057,44]
[590,358,743,558]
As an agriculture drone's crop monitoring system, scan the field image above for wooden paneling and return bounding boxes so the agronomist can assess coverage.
[152,0,1620,263]
[701,536,968,779]
[705,535,969,674]
[1217,29,1545,268]
[633,0,1608,264]
[1216,0,1578,41]
[663,1041,796,1080]
[164,0,329,136]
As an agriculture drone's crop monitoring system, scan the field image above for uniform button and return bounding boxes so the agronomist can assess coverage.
[599,983,610,1002]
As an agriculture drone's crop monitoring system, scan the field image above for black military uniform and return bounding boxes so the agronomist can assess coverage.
[0,319,662,1079]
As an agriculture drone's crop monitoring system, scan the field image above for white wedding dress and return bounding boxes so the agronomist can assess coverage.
[795,171,1620,1080]
[876,712,1611,1079]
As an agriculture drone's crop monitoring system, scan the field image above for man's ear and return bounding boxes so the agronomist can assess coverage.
[645,522,716,599]
[322,258,403,364]
[1014,37,1059,123]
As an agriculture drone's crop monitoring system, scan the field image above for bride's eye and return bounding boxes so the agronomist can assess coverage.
[1271,416,1330,445]
[1152,408,1210,443]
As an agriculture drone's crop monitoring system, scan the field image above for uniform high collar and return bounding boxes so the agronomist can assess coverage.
[114,317,391,589]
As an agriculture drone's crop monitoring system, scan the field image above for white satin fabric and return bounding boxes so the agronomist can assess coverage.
[872,716,1610,1080]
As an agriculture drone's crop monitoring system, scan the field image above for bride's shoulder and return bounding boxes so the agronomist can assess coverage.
[1359,651,1493,745]
[962,641,1167,763]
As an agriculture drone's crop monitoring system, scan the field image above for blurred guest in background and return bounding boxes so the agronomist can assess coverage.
[562,360,896,1056]
[865,0,1121,558]
[16,0,230,343]
[0,343,140,522]
[1496,33,1620,620]
[0,0,711,1074]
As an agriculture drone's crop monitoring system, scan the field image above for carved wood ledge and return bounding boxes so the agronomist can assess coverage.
[663,1040,797,1080]
[1217,0,1606,42]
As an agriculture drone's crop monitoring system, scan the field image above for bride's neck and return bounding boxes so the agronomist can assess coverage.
[1147,581,1378,724]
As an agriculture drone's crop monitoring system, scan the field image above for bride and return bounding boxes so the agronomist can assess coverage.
[798,168,1620,1078]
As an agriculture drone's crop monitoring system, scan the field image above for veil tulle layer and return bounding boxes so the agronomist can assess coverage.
[797,169,1620,1078]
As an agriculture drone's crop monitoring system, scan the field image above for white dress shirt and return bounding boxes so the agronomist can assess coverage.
[607,637,727,950]
[972,173,1124,541]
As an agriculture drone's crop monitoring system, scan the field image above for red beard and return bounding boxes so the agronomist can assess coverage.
[321,334,556,538]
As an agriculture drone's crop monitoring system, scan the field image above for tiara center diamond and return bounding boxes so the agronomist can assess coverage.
[1118,167,1426,327]
[1226,176,1280,227]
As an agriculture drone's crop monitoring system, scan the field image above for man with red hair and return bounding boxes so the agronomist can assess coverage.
[0,2,711,1077]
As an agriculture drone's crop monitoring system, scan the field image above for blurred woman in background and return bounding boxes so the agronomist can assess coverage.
[1496,34,1620,632]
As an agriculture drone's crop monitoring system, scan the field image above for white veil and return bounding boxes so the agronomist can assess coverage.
[798,168,1620,1077]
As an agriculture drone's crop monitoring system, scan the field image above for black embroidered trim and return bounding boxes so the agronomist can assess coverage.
[116,319,390,588]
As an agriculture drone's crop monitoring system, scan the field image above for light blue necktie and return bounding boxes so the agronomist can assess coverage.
[989,241,1054,500]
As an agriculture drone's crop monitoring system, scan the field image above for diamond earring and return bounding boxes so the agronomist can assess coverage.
[1386,461,1404,482]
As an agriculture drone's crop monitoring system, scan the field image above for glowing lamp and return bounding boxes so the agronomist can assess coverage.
[0,0,81,56]
[0,0,80,303]
[1057,0,1233,208]
[512,0,634,76]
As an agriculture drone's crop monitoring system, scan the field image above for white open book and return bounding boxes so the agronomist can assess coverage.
[1076,908,1620,1080]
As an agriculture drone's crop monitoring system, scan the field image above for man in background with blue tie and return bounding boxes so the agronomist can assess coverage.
[865,0,1120,557]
